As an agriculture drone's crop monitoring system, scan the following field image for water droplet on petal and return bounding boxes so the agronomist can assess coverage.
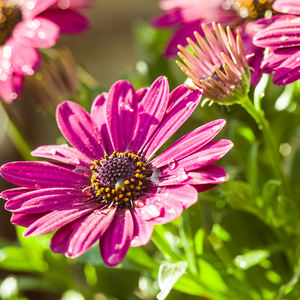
[168,159,176,170]
[119,102,134,112]
[186,101,195,109]
[60,144,69,148]
[176,170,189,182]
[10,93,17,100]
[280,35,289,41]
[82,187,92,196]
[48,148,57,155]
[26,1,35,9]
[107,254,121,265]
[67,158,81,165]
[38,31,45,39]
[168,208,176,214]
[212,125,221,132]
[34,183,41,189]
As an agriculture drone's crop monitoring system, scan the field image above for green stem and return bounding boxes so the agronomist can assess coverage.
[0,102,33,161]
[239,96,289,197]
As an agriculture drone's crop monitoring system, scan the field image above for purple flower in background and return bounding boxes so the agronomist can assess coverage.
[152,0,278,85]
[0,0,91,103]
[253,0,300,85]
[0,76,233,266]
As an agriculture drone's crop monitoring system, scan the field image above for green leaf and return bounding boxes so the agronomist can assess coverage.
[234,249,270,270]
[157,261,188,300]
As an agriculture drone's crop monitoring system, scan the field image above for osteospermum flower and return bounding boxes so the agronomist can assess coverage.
[177,23,250,104]
[253,0,300,85]
[0,76,233,266]
[0,0,91,103]
[151,0,278,85]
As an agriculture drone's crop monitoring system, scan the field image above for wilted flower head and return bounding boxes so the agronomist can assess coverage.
[177,23,250,104]
[253,0,300,85]
[0,0,91,103]
[26,48,80,108]
[0,76,233,266]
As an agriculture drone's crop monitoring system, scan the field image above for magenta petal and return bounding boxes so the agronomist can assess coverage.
[38,9,90,34]
[165,22,203,58]
[13,17,60,49]
[5,188,89,214]
[193,183,218,193]
[160,185,198,209]
[273,50,300,85]
[253,15,300,48]
[138,194,183,225]
[66,207,116,258]
[100,209,134,266]
[151,10,184,28]
[131,210,154,247]
[90,93,114,155]
[11,212,47,227]
[0,74,23,103]
[131,77,169,153]
[8,39,40,76]
[1,187,33,200]
[24,202,99,237]
[151,119,226,168]
[21,0,57,19]
[31,145,92,168]
[143,86,202,159]
[136,88,149,103]
[0,161,90,189]
[160,139,233,175]
[106,81,138,152]
[273,0,300,14]
[56,101,105,161]
[159,164,226,186]
[50,217,85,254]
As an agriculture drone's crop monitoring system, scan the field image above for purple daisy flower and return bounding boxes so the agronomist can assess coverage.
[0,0,91,103]
[0,76,233,266]
[253,0,300,85]
[151,0,278,85]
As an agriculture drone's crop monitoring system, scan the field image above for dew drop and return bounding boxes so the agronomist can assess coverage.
[186,101,195,109]
[47,148,57,155]
[119,102,133,112]
[60,144,69,148]
[280,35,289,41]
[34,183,41,189]
[176,170,189,182]
[67,158,81,165]
[26,1,35,9]
[38,31,45,39]
[168,159,176,170]
[82,187,93,196]
[10,93,17,100]
[212,125,221,133]
[168,208,176,214]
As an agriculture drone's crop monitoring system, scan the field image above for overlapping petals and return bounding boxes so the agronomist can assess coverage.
[253,0,300,85]
[0,0,90,103]
[0,76,232,266]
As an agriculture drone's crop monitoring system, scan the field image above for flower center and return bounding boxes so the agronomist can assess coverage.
[85,152,153,208]
[203,65,226,84]
[0,4,22,46]
[231,0,276,19]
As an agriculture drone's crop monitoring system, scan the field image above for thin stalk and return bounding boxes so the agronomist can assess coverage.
[0,101,33,161]
[239,95,290,197]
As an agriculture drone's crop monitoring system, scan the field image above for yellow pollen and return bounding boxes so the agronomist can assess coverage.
[105,188,110,192]
[119,194,123,198]
[90,165,95,170]
[91,178,95,183]
[101,187,105,192]
[135,174,140,178]
[136,187,141,190]
[111,189,115,194]
[121,187,125,192]
[136,169,141,173]
[127,192,132,196]
[130,185,134,189]
[107,193,111,198]
[131,178,135,182]
[137,162,142,167]
[124,198,129,202]
[104,154,108,159]
[103,195,107,200]
[115,197,119,201]
[94,160,98,164]
[142,167,146,171]
[96,191,101,197]
[125,180,130,185]
[139,181,143,186]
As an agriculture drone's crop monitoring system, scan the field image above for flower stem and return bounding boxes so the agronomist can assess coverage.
[239,96,289,197]
[0,101,33,161]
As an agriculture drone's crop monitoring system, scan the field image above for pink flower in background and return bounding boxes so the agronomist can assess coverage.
[152,0,278,85]
[0,0,91,103]
[253,0,300,85]
[0,76,232,266]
